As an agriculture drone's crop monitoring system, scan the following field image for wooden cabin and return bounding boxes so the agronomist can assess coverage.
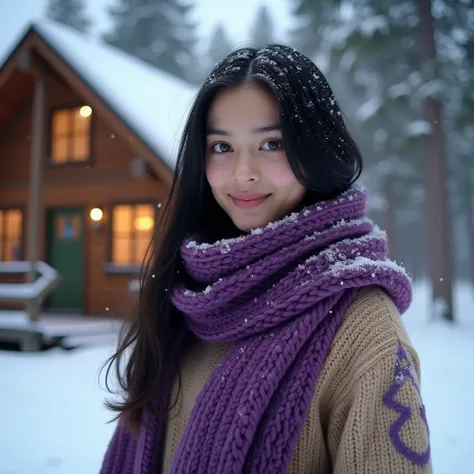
[0,21,196,317]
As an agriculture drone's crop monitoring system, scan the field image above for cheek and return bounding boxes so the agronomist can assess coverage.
[205,161,229,190]
[265,160,301,188]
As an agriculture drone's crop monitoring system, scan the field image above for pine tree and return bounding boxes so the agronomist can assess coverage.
[290,0,342,57]
[45,0,92,34]
[290,0,466,320]
[206,24,234,72]
[103,0,197,81]
[448,3,474,293]
[249,5,276,48]
[194,23,234,83]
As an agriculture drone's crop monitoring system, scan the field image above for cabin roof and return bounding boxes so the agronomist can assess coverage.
[0,20,198,170]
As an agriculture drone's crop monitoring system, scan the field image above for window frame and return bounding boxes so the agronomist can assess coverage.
[105,200,159,274]
[47,103,94,167]
[0,207,25,262]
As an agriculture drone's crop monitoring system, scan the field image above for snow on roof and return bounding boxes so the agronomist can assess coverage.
[7,21,198,169]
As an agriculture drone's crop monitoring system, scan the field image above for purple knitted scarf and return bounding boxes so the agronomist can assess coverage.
[100,186,412,474]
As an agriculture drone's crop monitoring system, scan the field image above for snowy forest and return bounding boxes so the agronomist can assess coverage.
[45,0,474,323]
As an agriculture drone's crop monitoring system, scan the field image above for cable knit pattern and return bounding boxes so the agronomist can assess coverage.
[163,288,432,474]
[100,186,414,474]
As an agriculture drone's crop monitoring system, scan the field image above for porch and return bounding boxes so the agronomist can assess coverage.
[0,310,121,352]
[0,260,129,351]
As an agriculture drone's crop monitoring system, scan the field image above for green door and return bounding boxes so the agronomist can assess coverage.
[47,208,84,311]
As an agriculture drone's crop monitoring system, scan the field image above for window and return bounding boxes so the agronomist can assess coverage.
[0,209,23,261]
[50,105,92,163]
[111,204,155,266]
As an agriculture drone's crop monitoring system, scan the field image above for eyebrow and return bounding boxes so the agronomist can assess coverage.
[207,124,281,136]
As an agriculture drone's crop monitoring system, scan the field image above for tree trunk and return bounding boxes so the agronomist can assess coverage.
[418,0,454,321]
[384,174,398,261]
[464,166,474,293]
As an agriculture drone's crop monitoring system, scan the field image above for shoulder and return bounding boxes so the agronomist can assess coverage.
[317,286,420,405]
[335,285,415,364]
[306,288,432,472]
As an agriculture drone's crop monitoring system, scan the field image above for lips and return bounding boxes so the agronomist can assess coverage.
[230,193,270,209]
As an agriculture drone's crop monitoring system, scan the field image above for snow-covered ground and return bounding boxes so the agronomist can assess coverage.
[402,280,474,474]
[1,280,473,474]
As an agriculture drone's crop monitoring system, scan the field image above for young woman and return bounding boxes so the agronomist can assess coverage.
[100,45,431,473]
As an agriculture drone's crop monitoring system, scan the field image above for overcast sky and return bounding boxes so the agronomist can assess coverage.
[0,0,294,58]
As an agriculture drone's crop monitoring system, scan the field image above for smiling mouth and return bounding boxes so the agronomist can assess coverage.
[230,194,270,209]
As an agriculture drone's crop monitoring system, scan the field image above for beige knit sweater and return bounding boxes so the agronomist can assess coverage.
[162,287,432,473]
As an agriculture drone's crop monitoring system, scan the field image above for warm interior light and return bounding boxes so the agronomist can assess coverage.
[135,216,154,231]
[79,105,92,118]
[90,207,103,222]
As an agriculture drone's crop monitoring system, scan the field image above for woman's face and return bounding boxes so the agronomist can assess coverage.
[205,83,306,232]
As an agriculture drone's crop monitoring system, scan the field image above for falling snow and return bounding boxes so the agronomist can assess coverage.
[406,120,432,137]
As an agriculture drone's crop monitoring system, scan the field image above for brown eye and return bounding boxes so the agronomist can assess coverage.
[261,139,284,151]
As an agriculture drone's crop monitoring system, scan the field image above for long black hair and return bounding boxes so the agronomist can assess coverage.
[103,44,363,431]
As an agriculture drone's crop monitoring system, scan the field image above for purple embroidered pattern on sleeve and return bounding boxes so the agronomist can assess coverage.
[383,343,431,466]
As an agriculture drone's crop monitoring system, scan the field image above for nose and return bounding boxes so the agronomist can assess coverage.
[232,153,259,184]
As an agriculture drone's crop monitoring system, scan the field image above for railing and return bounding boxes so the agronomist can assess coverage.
[0,261,62,305]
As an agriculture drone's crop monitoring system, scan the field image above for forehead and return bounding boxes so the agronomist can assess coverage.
[208,83,279,128]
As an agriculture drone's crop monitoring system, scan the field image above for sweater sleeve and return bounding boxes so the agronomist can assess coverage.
[329,341,432,474]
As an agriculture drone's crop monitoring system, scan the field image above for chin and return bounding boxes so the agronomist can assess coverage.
[231,213,273,233]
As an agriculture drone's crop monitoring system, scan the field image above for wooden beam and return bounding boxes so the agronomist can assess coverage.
[17,50,33,71]
[0,35,37,90]
[26,73,46,322]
